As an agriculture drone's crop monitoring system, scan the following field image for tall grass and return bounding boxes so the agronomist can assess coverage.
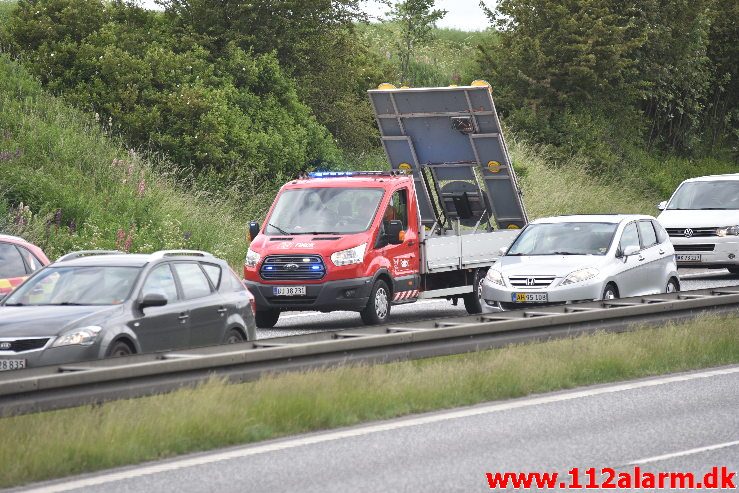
[1,316,737,487]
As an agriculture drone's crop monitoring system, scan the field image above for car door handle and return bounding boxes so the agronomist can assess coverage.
[638,256,645,261]
[178,313,189,322]
[659,250,665,255]
[217,307,228,315]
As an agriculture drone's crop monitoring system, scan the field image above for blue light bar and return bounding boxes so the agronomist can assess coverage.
[306,171,402,179]
[311,265,321,270]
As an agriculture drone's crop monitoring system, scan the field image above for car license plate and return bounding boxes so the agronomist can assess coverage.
[676,254,701,262]
[512,292,548,303]
[273,286,307,296]
[0,359,26,371]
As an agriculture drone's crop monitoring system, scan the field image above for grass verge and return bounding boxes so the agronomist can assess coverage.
[1,315,738,487]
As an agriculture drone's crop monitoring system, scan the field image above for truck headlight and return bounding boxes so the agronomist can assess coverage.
[52,326,103,347]
[485,269,505,286]
[561,268,599,285]
[245,248,261,268]
[331,243,367,266]
[717,226,739,237]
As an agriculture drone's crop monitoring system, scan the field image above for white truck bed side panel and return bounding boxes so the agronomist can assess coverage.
[461,230,521,268]
[424,236,461,272]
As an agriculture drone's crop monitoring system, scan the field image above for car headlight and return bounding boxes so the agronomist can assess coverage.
[245,248,261,268]
[717,226,739,237]
[561,268,600,285]
[331,243,367,266]
[485,269,505,286]
[52,326,103,347]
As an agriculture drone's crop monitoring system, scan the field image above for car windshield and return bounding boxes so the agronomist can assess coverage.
[507,222,618,256]
[667,181,739,210]
[3,266,141,306]
[265,187,384,235]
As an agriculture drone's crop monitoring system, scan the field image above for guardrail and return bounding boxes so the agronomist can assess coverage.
[1,287,738,416]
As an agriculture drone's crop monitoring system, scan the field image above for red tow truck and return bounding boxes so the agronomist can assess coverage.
[244,83,528,327]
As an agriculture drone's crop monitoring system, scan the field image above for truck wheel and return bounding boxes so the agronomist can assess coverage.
[255,309,280,328]
[463,270,485,314]
[361,280,390,325]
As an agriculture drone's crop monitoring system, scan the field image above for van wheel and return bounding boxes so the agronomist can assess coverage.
[463,270,485,314]
[666,278,680,293]
[106,340,133,358]
[361,280,390,325]
[255,309,280,328]
[602,283,619,300]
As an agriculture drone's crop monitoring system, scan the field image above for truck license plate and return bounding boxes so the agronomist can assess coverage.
[273,286,306,296]
[512,292,548,303]
[676,254,701,262]
[0,359,26,371]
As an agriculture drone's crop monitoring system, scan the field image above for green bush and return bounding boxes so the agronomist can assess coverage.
[3,0,339,192]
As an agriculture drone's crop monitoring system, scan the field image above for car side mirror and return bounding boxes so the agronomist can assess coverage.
[248,221,260,242]
[622,245,640,258]
[657,201,667,211]
[386,220,403,245]
[139,293,168,310]
[498,246,508,256]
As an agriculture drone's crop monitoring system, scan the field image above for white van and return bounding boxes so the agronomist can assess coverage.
[657,174,739,275]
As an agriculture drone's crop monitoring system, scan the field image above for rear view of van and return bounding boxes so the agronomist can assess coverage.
[656,174,739,275]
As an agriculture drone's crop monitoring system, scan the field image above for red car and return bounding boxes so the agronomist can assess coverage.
[0,235,50,296]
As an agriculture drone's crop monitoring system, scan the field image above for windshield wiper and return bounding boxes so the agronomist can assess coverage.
[552,251,579,255]
[50,302,86,306]
[291,231,341,235]
[4,302,24,306]
[268,223,290,235]
[696,208,729,210]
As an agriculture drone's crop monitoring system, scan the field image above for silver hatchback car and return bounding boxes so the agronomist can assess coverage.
[482,215,679,309]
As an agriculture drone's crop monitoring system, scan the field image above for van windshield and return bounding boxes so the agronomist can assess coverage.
[265,188,385,235]
[668,181,739,210]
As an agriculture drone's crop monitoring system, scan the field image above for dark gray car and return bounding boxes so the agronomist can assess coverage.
[0,250,256,371]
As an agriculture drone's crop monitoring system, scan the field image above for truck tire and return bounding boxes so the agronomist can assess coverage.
[255,309,280,328]
[463,269,485,314]
[361,279,390,325]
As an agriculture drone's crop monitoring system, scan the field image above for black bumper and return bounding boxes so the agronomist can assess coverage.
[244,277,374,312]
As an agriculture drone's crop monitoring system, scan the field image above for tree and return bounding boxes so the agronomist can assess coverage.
[386,0,446,85]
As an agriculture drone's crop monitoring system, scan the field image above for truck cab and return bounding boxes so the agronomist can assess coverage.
[245,83,528,327]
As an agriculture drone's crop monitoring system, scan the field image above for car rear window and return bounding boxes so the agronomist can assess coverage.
[173,263,212,300]
[201,263,222,289]
[638,220,658,248]
[0,243,27,278]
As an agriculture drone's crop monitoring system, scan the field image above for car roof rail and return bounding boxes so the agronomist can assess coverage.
[150,250,214,259]
[56,250,124,262]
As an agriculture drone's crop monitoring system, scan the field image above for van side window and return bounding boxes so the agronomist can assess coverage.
[619,222,640,253]
[638,220,658,248]
[383,189,408,230]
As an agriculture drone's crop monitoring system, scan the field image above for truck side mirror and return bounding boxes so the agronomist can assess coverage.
[657,201,667,211]
[498,246,508,256]
[386,220,404,245]
[248,221,260,241]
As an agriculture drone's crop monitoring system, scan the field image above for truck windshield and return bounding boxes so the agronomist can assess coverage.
[265,188,384,235]
[507,222,618,256]
[667,181,739,210]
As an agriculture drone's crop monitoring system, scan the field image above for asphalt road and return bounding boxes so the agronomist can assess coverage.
[258,268,739,339]
[21,365,739,493]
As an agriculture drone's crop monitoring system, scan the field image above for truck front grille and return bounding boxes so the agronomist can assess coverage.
[260,255,326,280]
